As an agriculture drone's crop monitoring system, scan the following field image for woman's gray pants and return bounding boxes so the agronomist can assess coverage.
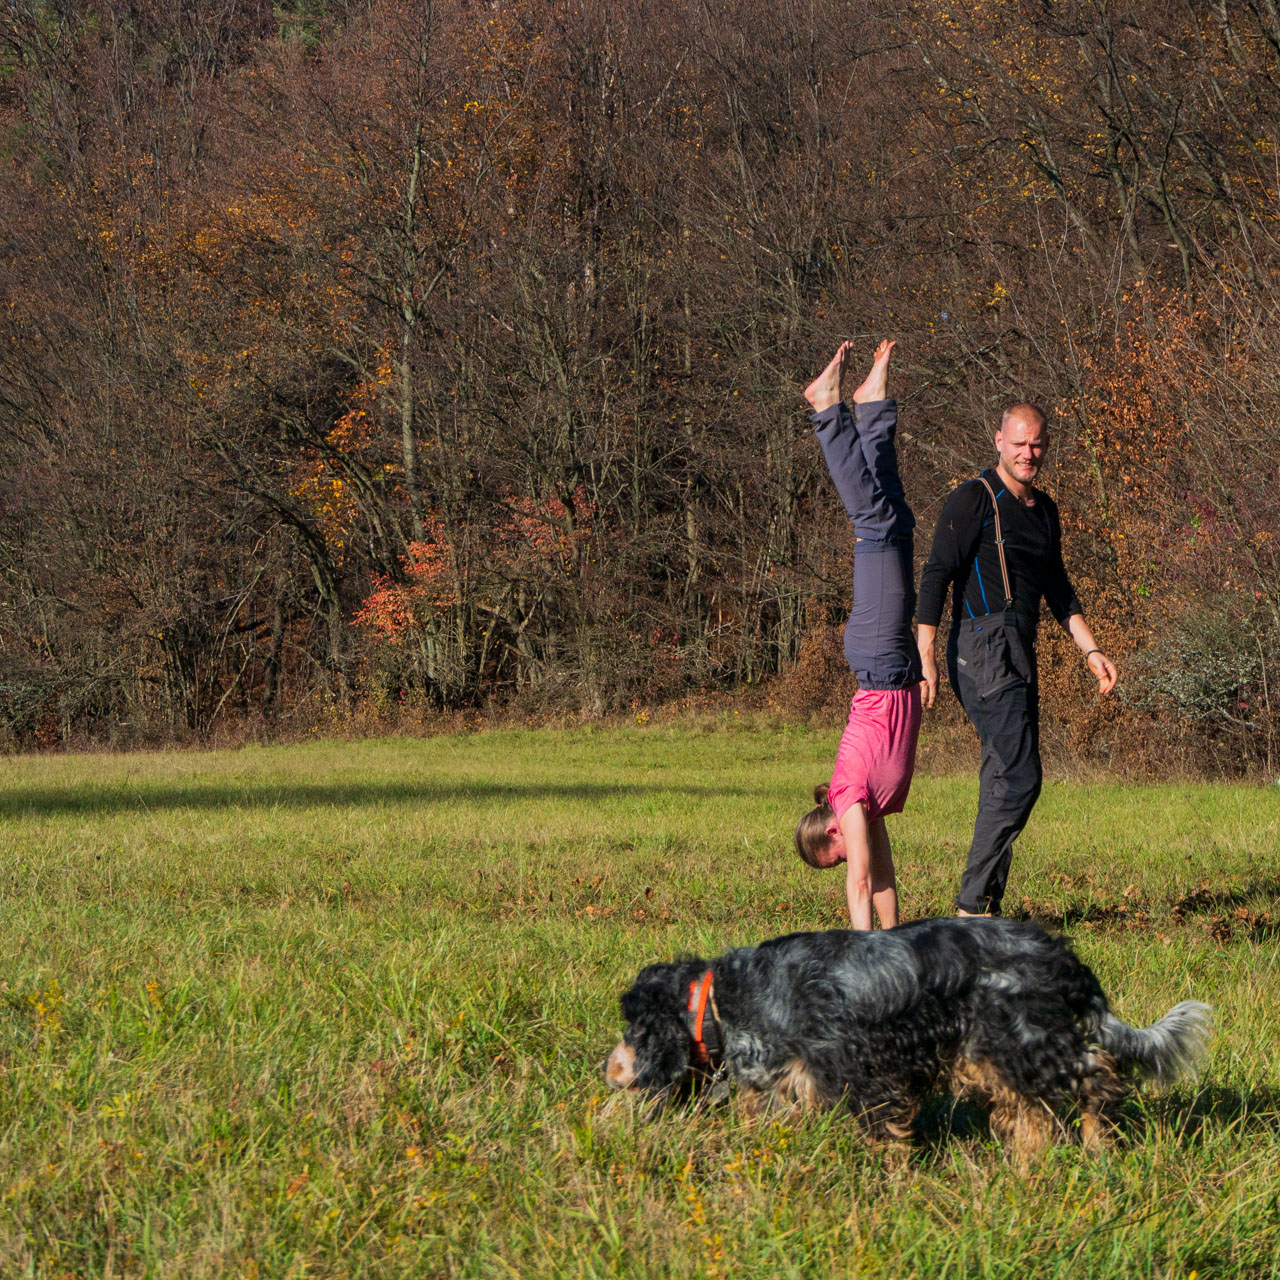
[811,398,921,691]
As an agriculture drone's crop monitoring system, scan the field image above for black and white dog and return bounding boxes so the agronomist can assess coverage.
[605,917,1209,1151]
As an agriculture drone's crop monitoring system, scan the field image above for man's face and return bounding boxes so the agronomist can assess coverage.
[995,412,1049,487]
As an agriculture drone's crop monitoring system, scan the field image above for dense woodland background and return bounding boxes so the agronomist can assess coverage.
[0,0,1277,771]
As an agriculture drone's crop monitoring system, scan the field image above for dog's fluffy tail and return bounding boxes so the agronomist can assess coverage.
[1098,1002,1212,1084]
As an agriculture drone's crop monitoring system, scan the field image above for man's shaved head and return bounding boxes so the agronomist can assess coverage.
[1000,401,1047,433]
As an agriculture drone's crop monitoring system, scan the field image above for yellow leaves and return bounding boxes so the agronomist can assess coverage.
[27,979,64,1035]
[292,466,359,559]
[97,1092,134,1120]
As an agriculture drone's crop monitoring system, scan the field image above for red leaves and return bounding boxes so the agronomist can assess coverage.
[353,489,600,646]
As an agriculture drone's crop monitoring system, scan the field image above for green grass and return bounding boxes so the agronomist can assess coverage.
[1,719,1279,1278]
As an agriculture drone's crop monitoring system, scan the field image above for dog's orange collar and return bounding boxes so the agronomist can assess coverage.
[686,969,721,1068]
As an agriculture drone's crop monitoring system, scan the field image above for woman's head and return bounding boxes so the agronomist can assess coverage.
[795,784,842,868]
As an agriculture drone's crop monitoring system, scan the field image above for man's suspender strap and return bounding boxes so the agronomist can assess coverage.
[977,473,1015,610]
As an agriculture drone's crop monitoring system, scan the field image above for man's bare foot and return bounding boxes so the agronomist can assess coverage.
[851,339,896,404]
[803,341,851,414]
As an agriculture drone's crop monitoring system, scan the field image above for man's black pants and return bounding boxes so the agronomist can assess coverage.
[946,612,1041,915]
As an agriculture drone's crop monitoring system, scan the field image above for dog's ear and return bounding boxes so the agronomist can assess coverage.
[621,960,686,1020]
[627,1009,693,1092]
[618,959,703,1094]
[619,958,706,1023]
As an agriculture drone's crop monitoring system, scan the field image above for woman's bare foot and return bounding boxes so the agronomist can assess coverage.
[851,339,896,404]
[803,341,851,414]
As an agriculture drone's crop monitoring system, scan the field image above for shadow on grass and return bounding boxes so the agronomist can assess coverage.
[1167,877,1280,912]
[917,1094,990,1148]
[1014,903,1158,930]
[1136,1083,1280,1142]
[0,778,754,821]
[630,1082,1280,1166]
[1013,877,1280,942]
[916,1083,1280,1154]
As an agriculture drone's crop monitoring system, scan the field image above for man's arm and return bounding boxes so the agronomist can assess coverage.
[916,623,940,708]
[1063,613,1118,695]
[1041,497,1116,695]
[916,482,985,709]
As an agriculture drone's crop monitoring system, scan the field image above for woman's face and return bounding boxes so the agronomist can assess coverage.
[815,823,847,868]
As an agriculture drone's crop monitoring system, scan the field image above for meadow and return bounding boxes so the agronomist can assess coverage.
[1,719,1279,1278]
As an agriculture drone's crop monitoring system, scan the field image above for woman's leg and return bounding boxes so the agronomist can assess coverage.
[850,401,913,543]
[832,341,920,686]
[850,342,913,543]
[804,341,851,415]
[808,341,906,540]
[847,537,919,686]
[808,344,881,530]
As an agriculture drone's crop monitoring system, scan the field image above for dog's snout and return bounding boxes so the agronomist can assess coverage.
[604,1041,637,1089]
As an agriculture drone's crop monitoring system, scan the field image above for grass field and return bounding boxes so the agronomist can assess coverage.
[2,719,1279,1278]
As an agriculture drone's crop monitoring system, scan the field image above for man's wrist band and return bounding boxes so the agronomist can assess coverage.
[1084,648,1102,659]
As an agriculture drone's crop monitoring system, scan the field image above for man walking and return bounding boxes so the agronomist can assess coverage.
[916,402,1118,916]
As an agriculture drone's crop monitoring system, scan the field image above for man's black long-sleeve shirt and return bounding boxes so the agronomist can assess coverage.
[917,468,1083,632]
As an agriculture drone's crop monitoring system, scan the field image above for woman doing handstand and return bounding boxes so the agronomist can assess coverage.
[795,340,923,929]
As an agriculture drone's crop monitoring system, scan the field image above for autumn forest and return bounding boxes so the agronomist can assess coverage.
[1,0,1277,769]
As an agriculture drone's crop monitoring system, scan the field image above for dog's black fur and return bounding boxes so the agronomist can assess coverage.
[605,917,1210,1149]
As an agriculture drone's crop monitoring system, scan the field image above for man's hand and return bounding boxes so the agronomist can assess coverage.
[1087,650,1118,696]
[1064,615,1117,697]
[919,651,938,708]
[917,624,939,708]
